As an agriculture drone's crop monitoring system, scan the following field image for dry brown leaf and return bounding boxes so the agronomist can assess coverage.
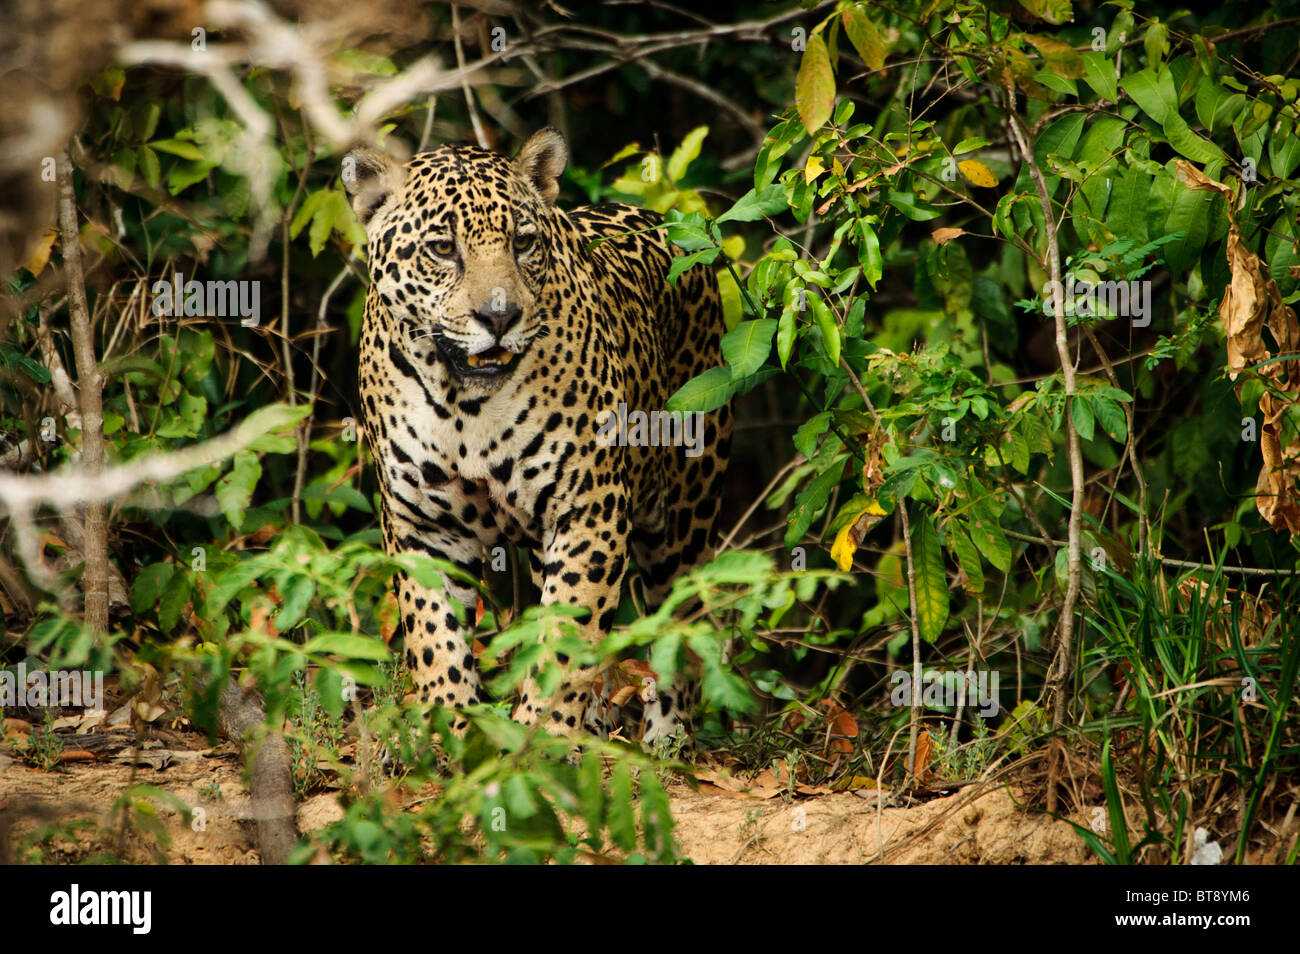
[696,781,750,799]
[618,659,656,680]
[19,230,57,275]
[377,591,399,644]
[1175,579,1278,672]
[2,717,32,740]
[58,749,100,763]
[931,227,966,245]
[610,685,637,707]
[133,701,167,723]
[1176,160,1300,533]
[912,729,934,784]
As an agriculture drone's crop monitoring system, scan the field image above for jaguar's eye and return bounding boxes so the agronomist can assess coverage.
[430,239,456,258]
[513,232,535,253]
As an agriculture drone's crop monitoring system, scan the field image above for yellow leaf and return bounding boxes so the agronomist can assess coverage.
[804,154,826,183]
[721,234,746,260]
[796,34,836,133]
[667,126,709,183]
[830,500,887,571]
[958,159,998,188]
[717,268,743,331]
[601,142,643,168]
[19,230,58,275]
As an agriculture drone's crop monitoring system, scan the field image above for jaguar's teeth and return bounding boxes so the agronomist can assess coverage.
[467,354,482,367]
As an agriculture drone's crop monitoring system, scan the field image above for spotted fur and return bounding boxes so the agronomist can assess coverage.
[345,128,732,742]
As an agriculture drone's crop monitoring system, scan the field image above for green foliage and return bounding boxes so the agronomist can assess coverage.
[6,0,1300,865]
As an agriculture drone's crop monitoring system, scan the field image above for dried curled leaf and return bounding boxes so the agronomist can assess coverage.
[1177,160,1300,533]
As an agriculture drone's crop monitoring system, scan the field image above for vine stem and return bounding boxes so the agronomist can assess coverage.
[1004,79,1085,816]
[899,502,922,784]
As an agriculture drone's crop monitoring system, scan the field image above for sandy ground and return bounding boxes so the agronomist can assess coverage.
[0,733,1092,864]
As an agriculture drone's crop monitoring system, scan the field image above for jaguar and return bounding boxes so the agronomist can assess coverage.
[344,128,732,743]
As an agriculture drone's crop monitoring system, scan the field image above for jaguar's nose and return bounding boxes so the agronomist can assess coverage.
[475,302,521,340]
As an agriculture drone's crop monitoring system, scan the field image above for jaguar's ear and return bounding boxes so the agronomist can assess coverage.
[514,127,567,204]
[342,147,405,232]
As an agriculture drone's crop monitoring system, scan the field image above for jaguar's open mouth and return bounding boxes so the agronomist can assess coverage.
[435,337,523,379]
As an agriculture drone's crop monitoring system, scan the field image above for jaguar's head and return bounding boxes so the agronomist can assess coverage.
[343,129,567,389]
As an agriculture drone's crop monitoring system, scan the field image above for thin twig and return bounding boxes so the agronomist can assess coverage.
[899,503,922,784]
[1003,80,1085,816]
[452,4,490,149]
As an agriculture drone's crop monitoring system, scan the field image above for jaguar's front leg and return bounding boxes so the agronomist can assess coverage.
[384,502,487,734]
[512,507,627,733]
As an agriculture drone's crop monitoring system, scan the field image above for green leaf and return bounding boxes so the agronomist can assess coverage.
[1101,737,1133,864]
[1091,396,1127,443]
[289,189,329,239]
[793,411,831,460]
[949,526,985,596]
[608,761,637,852]
[302,632,392,662]
[810,295,840,367]
[275,576,315,631]
[158,572,191,633]
[1080,50,1119,103]
[785,457,846,547]
[1107,166,1151,246]
[310,190,347,257]
[1163,113,1228,165]
[841,8,885,71]
[504,774,539,819]
[666,247,719,285]
[885,190,942,221]
[663,211,715,251]
[215,451,261,530]
[1034,113,1087,166]
[1032,114,1086,200]
[0,345,51,384]
[1268,116,1300,179]
[664,366,734,414]
[1017,0,1074,26]
[857,220,882,289]
[130,563,175,613]
[1003,430,1031,473]
[1070,395,1096,442]
[1121,68,1173,124]
[796,34,835,134]
[1161,177,1211,275]
[237,402,313,441]
[953,137,991,155]
[715,185,787,224]
[137,146,161,190]
[721,318,777,379]
[1025,34,1084,79]
[1143,21,1168,70]
[910,511,949,643]
[1195,77,1246,135]
[149,138,205,160]
[1121,68,1224,164]
[777,298,798,369]
[969,507,1012,573]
